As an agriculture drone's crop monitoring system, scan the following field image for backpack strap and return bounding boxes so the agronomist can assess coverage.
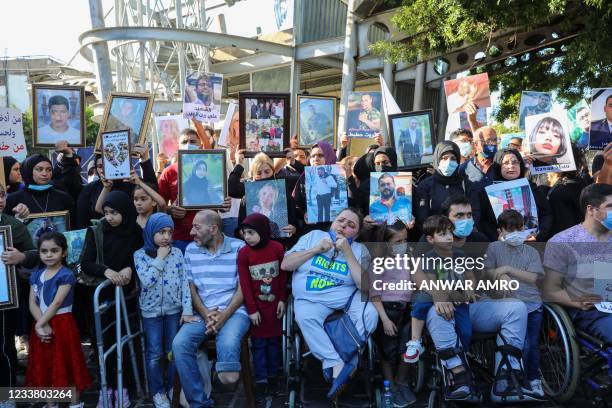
[90,218,104,266]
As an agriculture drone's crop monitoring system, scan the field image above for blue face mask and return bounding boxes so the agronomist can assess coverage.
[599,209,612,231]
[503,230,531,247]
[187,144,201,151]
[453,218,474,238]
[438,159,458,177]
[328,230,353,245]
[28,184,53,191]
[457,142,473,158]
[481,144,497,159]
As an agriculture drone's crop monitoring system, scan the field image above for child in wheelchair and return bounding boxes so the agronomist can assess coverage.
[484,209,546,398]
[370,220,417,407]
[406,215,475,368]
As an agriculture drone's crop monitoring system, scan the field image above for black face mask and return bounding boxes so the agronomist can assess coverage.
[375,165,394,173]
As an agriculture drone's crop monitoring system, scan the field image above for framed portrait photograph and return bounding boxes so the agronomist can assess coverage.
[518,91,552,130]
[24,211,70,248]
[63,229,87,265]
[183,70,223,123]
[178,150,227,209]
[102,130,132,180]
[485,178,539,237]
[589,87,612,150]
[0,225,18,311]
[297,95,337,148]
[498,133,525,152]
[96,92,154,151]
[346,91,381,138]
[304,164,348,224]
[155,114,190,160]
[389,110,436,169]
[443,73,491,115]
[524,112,577,175]
[32,84,85,148]
[239,92,290,158]
[567,99,590,149]
[369,172,413,225]
[245,179,289,238]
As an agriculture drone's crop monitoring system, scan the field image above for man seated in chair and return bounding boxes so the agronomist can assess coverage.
[543,183,612,344]
[172,210,249,408]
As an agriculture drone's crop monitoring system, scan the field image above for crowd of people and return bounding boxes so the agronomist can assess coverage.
[0,104,610,408]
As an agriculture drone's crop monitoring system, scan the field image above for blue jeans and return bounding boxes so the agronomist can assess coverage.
[172,312,250,408]
[142,313,181,395]
[414,301,472,349]
[523,307,543,381]
[251,336,281,383]
[566,307,612,344]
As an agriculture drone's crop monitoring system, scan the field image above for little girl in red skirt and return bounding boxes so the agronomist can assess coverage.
[26,232,91,407]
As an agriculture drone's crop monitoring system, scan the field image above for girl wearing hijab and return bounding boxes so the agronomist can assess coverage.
[3,156,23,194]
[134,213,194,407]
[413,141,465,227]
[80,191,144,407]
[237,213,287,404]
[477,148,553,241]
[5,154,75,221]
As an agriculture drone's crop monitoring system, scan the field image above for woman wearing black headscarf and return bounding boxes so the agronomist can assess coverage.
[477,148,553,241]
[80,190,144,406]
[5,154,75,223]
[3,156,23,194]
[413,141,465,227]
[353,146,399,219]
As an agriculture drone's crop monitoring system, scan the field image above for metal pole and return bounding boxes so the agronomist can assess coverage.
[138,0,146,92]
[200,0,211,72]
[337,0,358,145]
[383,62,395,95]
[115,286,124,408]
[176,0,186,97]
[290,60,301,137]
[436,78,448,142]
[88,0,114,100]
[413,62,426,111]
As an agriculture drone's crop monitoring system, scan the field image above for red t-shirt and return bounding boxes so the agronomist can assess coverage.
[158,162,197,242]
[237,240,287,338]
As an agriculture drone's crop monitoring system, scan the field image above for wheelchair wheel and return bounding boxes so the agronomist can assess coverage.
[427,389,449,408]
[539,303,580,402]
[288,389,296,408]
[408,359,425,393]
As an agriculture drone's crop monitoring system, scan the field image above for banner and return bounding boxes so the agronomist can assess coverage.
[0,108,27,161]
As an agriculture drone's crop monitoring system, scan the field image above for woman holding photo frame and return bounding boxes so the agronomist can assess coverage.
[477,148,553,242]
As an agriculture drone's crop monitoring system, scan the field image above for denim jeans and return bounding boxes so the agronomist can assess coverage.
[523,307,543,381]
[567,307,612,344]
[142,313,181,395]
[413,301,472,349]
[251,336,281,383]
[172,312,250,408]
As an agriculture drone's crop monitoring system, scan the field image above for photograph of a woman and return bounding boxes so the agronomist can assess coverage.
[245,179,288,238]
[524,112,576,174]
[178,150,226,208]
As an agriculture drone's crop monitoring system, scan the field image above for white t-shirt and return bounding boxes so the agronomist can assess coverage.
[38,124,81,144]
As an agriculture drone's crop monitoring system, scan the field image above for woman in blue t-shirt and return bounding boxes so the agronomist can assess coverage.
[282,207,379,400]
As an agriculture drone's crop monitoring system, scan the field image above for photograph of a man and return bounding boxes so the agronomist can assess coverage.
[298,96,335,147]
[185,75,212,106]
[590,89,612,150]
[443,73,491,114]
[398,117,422,167]
[347,92,381,137]
[369,172,412,225]
[313,166,336,223]
[34,85,84,146]
[519,91,552,129]
[568,102,591,149]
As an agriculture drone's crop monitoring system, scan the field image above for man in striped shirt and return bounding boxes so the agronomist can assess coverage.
[172,210,249,408]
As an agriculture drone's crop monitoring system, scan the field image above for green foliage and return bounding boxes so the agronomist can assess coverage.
[373,0,612,122]
[85,106,100,146]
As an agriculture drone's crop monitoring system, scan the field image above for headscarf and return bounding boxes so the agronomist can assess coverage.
[21,154,53,188]
[373,146,398,171]
[492,148,526,181]
[353,152,374,182]
[432,141,462,185]
[312,141,336,165]
[241,213,271,249]
[143,213,174,255]
[192,160,208,178]
[2,156,21,193]
[102,190,138,236]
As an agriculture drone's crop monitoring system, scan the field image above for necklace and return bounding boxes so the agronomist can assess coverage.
[31,191,50,213]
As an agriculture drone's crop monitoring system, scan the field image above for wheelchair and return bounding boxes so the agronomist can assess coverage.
[283,295,383,407]
[539,303,612,407]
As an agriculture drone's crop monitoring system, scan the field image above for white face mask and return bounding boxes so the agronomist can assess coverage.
[502,230,530,246]
[88,174,99,183]
[457,141,473,158]
[391,242,408,255]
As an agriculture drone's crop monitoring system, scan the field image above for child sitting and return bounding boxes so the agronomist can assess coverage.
[237,213,287,406]
[484,209,545,398]
[405,215,475,363]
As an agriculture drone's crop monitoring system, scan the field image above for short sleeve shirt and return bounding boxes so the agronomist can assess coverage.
[543,224,612,299]
[484,241,544,312]
[287,230,370,305]
[29,266,76,314]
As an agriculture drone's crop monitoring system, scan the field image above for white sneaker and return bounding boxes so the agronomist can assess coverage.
[403,339,424,363]
[529,379,545,398]
[153,392,171,408]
